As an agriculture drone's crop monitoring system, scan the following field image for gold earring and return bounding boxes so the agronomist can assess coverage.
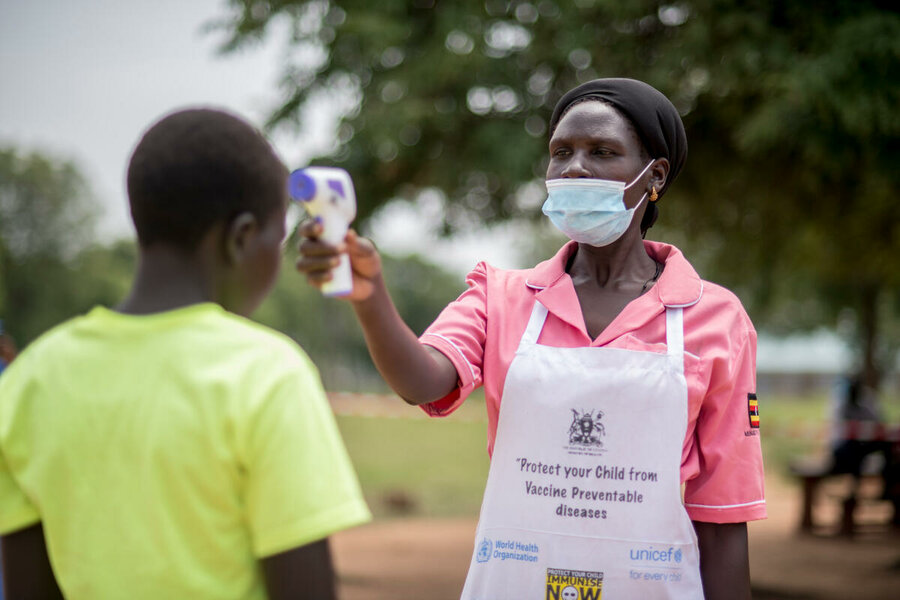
[649,186,658,202]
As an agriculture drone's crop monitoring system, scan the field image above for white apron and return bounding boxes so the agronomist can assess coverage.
[460,301,703,599]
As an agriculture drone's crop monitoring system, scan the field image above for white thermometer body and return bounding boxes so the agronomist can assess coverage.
[288,167,357,296]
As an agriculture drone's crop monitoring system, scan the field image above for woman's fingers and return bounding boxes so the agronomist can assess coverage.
[296,252,341,273]
[345,229,375,257]
[297,219,345,257]
[298,236,344,258]
[297,218,323,239]
[296,219,344,287]
[296,259,335,286]
[344,229,382,279]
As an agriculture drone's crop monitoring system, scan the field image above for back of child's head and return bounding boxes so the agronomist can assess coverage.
[127,108,287,251]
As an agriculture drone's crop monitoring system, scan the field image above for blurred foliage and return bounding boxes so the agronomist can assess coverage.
[0,148,134,344]
[214,0,900,385]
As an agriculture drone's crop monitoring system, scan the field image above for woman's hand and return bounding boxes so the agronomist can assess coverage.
[295,220,382,302]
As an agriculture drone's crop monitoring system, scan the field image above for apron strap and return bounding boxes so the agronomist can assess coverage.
[519,301,549,348]
[665,307,685,359]
[521,302,685,360]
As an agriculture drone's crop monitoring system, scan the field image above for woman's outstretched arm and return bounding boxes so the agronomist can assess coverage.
[296,223,458,405]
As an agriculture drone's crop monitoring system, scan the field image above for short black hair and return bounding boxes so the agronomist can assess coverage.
[127,108,287,251]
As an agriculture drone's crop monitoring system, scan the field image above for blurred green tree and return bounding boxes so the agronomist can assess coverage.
[0,148,125,344]
[214,0,900,388]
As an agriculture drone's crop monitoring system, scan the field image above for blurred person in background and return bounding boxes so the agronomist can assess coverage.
[0,321,17,376]
[828,373,883,475]
[828,373,900,528]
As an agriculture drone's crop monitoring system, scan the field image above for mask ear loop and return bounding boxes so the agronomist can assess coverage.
[624,160,656,190]
[625,160,654,211]
[627,160,656,238]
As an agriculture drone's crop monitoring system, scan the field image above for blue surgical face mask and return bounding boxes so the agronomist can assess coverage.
[542,161,655,247]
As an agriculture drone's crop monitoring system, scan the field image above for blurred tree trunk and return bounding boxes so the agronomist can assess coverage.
[859,284,880,391]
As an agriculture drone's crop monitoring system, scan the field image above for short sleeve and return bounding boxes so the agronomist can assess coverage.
[0,449,40,535]
[683,328,767,523]
[238,352,371,557]
[0,366,41,535]
[418,263,489,417]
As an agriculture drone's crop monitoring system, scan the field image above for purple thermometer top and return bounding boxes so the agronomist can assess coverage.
[288,169,316,202]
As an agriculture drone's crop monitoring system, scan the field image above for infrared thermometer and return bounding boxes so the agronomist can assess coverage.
[288,166,357,297]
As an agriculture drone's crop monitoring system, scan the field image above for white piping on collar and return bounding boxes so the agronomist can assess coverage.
[662,280,704,309]
[527,277,704,308]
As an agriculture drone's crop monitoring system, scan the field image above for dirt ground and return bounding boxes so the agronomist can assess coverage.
[330,470,900,600]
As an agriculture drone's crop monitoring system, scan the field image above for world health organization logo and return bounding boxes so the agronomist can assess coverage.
[476,538,493,563]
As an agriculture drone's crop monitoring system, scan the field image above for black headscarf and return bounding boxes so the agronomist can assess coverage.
[549,78,687,196]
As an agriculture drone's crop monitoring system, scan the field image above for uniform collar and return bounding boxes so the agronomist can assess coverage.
[525,240,703,308]
[642,240,704,308]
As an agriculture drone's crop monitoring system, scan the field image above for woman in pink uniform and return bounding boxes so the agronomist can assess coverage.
[298,78,766,599]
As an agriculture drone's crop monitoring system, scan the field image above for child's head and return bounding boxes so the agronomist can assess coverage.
[127,108,288,315]
[127,108,287,251]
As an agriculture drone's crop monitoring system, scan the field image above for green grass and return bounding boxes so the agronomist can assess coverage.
[336,413,490,518]
[760,393,830,476]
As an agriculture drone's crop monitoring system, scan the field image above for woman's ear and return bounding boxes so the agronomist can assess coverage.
[224,212,260,266]
[648,158,670,198]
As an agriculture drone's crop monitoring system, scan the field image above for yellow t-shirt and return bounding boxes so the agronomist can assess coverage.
[0,304,371,599]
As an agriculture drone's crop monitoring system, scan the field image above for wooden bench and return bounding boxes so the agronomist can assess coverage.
[789,422,900,536]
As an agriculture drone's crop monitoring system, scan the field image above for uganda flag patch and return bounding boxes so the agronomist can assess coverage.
[748,393,760,429]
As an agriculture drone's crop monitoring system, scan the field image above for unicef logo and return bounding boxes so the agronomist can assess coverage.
[629,546,683,563]
[476,538,493,563]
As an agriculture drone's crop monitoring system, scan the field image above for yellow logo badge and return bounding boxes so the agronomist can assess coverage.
[546,568,603,599]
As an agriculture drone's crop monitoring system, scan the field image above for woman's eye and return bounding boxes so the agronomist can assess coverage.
[593,148,613,156]
[552,148,571,158]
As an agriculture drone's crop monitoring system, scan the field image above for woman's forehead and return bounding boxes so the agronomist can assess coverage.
[550,101,634,143]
